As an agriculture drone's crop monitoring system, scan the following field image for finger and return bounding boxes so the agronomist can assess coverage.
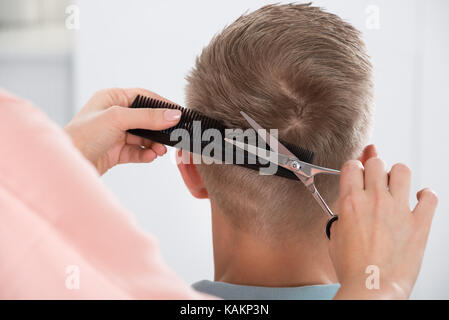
[125,134,167,155]
[107,106,181,131]
[358,144,378,165]
[413,188,438,225]
[126,133,146,146]
[364,157,388,191]
[150,142,167,156]
[389,163,412,203]
[119,145,157,164]
[126,133,154,148]
[339,160,364,198]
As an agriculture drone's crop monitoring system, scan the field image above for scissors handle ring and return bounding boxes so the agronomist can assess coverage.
[326,215,339,240]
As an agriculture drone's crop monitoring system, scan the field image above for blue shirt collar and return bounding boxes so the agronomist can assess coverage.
[192,280,340,300]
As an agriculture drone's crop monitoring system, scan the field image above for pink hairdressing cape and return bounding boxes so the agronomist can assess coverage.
[0,89,212,299]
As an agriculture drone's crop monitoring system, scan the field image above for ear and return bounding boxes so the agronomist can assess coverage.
[358,144,378,166]
[176,150,209,199]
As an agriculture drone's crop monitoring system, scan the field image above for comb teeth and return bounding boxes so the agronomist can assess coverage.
[286,144,314,166]
[127,95,315,180]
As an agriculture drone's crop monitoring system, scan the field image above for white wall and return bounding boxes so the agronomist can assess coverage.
[74,0,449,298]
[0,53,72,125]
[0,24,73,126]
[0,0,73,126]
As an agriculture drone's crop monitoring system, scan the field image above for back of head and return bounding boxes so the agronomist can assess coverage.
[185,3,373,240]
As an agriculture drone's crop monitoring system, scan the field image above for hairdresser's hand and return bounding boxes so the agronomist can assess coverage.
[329,158,438,299]
[64,88,181,175]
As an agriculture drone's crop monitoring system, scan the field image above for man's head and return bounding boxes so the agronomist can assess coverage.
[179,3,374,240]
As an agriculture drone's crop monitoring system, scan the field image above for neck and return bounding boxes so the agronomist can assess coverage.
[210,202,337,287]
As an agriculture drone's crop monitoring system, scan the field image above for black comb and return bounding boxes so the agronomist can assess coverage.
[127,95,314,181]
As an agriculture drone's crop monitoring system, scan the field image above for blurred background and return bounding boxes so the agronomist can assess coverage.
[1,0,448,299]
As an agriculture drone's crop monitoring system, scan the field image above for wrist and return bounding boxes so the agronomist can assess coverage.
[335,278,408,300]
[64,125,102,173]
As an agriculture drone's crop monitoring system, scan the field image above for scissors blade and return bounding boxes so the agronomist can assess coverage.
[223,138,291,169]
[240,111,309,182]
[236,112,340,180]
[240,111,300,162]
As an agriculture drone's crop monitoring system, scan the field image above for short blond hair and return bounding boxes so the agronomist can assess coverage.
[185,3,373,239]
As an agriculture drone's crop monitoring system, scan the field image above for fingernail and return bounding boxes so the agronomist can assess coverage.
[164,109,182,121]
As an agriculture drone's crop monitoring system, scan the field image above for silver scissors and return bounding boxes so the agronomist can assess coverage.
[224,111,340,239]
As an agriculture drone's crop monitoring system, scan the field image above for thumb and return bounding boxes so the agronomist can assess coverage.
[109,106,182,131]
[413,188,438,227]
